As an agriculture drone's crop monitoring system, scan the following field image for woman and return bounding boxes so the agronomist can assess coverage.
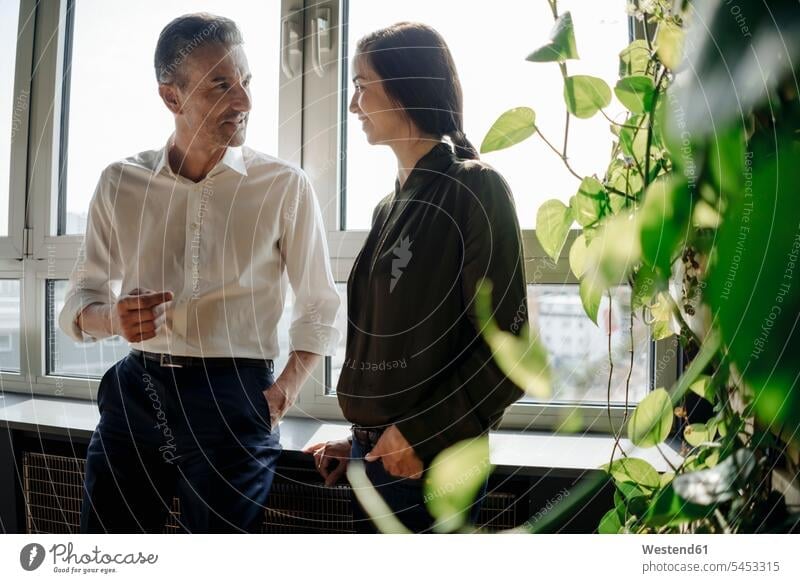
[303,22,526,533]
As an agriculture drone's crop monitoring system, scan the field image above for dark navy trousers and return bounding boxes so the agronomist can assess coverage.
[80,352,281,533]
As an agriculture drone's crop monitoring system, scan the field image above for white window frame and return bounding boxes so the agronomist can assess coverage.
[1,0,679,435]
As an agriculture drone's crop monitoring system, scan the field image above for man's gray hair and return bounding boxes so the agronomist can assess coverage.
[154,13,243,86]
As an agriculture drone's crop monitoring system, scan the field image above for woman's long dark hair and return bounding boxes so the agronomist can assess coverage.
[356,22,479,160]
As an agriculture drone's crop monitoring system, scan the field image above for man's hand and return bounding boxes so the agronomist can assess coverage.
[263,350,320,428]
[112,288,173,342]
[364,424,424,479]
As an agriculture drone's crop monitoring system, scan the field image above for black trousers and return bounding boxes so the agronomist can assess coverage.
[80,352,281,533]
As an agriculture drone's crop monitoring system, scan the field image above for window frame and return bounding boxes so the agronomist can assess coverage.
[1,0,679,435]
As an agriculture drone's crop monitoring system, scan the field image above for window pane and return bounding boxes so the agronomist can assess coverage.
[528,285,650,404]
[48,280,127,377]
[343,0,629,229]
[0,0,21,237]
[0,280,20,372]
[61,0,281,235]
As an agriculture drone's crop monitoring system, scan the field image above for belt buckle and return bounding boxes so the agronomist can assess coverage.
[160,353,183,368]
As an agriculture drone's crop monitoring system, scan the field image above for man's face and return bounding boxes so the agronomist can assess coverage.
[162,42,252,149]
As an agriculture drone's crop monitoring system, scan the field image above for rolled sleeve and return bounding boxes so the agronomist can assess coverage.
[281,172,341,356]
[58,168,120,343]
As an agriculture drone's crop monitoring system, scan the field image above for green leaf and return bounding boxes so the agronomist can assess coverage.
[619,39,651,77]
[706,134,800,438]
[684,423,714,447]
[666,0,800,137]
[638,175,692,276]
[619,115,648,163]
[579,275,602,325]
[598,508,622,534]
[649,292,675,341]
[627,388,673,448]
[570,177,605,226]
[668,330,720,405]
[689,375,715,403]
[563,75,611,119]
[480,107,536,154]
[615,76,656,114]
[527,11,579,63]
[617,482,649,516]
[475,279,551,398]
[590,211,641,285]
[536,200,574,262]
[673,449,756,505]
[425,437,492,533]
[604,457,660,490]
[632,263,665,310]
[655,21,684,70]
[644,484,712,527]
[568,234,588,279]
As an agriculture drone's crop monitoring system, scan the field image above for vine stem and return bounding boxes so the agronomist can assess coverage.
[536,128,583,181]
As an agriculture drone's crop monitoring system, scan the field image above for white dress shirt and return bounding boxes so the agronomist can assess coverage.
[59,137,341,359]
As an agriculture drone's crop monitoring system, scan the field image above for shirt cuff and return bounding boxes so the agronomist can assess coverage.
[288,324,341,357]
[58,292,113,343]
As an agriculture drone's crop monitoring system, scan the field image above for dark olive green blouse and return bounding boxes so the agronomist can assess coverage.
[336,142,526,464]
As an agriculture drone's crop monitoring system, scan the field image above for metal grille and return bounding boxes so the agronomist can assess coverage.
[22,451,517,533]
[22,452,182,534]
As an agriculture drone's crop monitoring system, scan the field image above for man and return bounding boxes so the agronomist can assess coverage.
[59,13,340,533]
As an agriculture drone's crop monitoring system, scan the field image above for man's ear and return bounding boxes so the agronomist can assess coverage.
[158,84,182,115]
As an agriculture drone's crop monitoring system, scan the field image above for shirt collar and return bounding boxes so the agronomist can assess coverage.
[395,141,456,195]
[153,135,248,178]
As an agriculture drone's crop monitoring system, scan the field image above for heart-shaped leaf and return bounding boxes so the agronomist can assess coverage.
[627,388,673,448]
[527,11,579,63]
[615,76,656,113]
[536,199,574,261]
[480,107,536,154]
[564,75,611,119]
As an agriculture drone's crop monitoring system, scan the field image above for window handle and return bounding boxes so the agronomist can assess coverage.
[311,7,332,77]
[281,13,302,79]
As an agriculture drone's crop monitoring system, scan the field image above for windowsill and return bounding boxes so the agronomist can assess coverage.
[0,392,682,476]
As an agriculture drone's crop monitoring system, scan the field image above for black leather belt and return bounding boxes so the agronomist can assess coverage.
[130,349,274,373]
[351,424,386,450]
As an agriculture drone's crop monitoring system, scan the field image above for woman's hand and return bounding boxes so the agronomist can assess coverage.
[364,425,424,479]
[303,438,351,486]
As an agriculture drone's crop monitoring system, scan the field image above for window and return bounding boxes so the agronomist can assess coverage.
[527,285,649,404]
[60,0,282,235]
[9,0,676,432]
[0,0,21,238]
[47,280,125,377]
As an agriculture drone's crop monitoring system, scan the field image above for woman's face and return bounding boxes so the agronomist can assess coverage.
[349,52,409,146]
